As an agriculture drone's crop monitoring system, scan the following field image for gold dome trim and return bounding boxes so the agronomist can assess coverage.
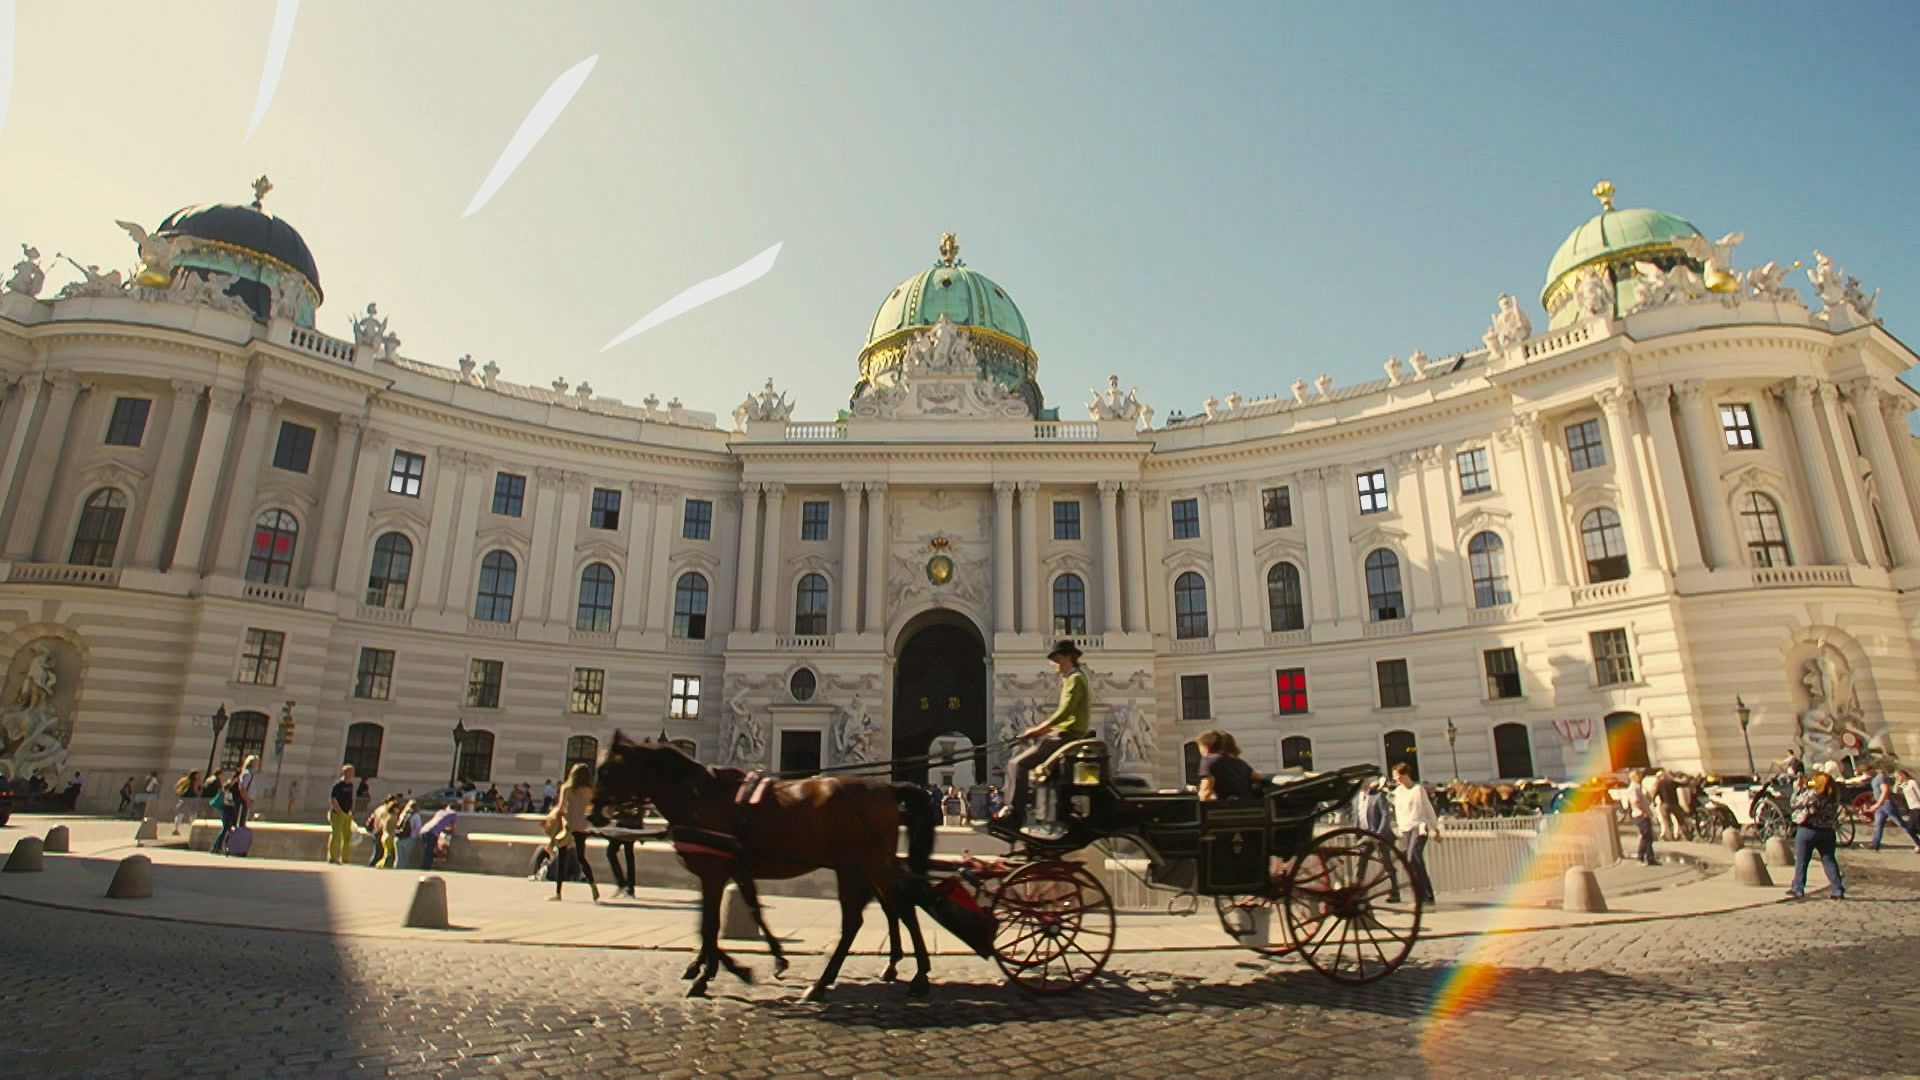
[1541,238,1697,311]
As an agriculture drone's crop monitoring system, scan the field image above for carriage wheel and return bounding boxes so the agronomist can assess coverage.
[1280,828,1421,985]
[1213,848,1331,957]
[1836,807,1857,848]
[986,860,1115,994]
[1753,798,1789,841]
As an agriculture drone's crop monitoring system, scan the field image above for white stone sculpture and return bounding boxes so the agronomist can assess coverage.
[116,219,179,287]
[1202,395,1220,421]
[851,316,1030,421]
[1807,250,1878,321]
[1406,350,1430,379]
[270,277,304,321]
[5,244,45,297]
[1677,231,1745,290]
[1481,293,1534,354]
[833,694,881,764]
[551,377,570,396]
[1224,391,1242,414]
[1104,703,1156,771]
[351,303,401,359]
[1290,379,1308,404]
[481,360,501,389]
[735,378,795,429]
[1087,374,1152,425]
[1314,373,1333,399]
[723,684,768,766]
[1630,261,1705,312]
[54,256,124,299]
[575,382,594,402]
[1740,262,1802,305]
[0,644,69,783]
[1572,268,1615,319]
[998,698,1036,747]
[1794,646,1887,762]
[1383,355,1404,386]
[457,355,478,383]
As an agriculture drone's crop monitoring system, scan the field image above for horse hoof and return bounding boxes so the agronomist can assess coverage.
[881,966,899,983]
[684,983,709,1000]
[680,960,701,980]
[732,966,756,986]
[800,985,829,1004]
[772,958,790,980]
[908,976,931,999]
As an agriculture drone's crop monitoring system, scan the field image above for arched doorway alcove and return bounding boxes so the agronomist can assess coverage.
[891,610,987,784]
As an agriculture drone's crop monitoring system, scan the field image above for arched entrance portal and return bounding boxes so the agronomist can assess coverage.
[891,612,987,784]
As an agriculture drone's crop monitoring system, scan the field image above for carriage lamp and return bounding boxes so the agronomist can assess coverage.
[204,704,230,780]
[450,718,467,786]
[1444,717,1460,781]
[1735,697,1756,778]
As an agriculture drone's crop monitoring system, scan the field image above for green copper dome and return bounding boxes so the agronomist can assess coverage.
[1542,183,1704,312]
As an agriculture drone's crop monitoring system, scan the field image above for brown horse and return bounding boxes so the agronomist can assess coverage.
[592,732,938,1001]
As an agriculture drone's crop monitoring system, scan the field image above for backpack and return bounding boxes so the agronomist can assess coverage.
[174,775,192,796]
[397,815,415,839]
[209,787,228,812]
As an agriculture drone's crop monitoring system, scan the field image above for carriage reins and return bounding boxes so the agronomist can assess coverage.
[764,737,1024,781]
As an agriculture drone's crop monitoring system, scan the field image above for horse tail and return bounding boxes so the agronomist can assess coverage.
[891,782,936,876]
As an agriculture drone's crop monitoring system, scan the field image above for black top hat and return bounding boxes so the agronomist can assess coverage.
[1047,639,1084,661]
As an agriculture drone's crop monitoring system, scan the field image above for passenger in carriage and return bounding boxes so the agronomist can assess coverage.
[997,639,1092,829]
[1195,730,1260,801]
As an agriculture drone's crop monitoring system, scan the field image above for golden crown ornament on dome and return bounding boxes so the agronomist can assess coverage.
[937,232,959,267]
[251,175,274,210]
[1592,180,1615,211]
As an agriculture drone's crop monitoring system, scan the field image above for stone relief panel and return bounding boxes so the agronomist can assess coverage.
[0,636,84,783]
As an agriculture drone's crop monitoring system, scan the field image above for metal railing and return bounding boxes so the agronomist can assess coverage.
[1424,807,1619,895]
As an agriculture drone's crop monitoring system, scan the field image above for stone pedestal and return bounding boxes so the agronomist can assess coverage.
[721,882,757,940]
[1732,849,1773,887]
[1764,836,1793,867]
[42,825,70,853]
[106,855,153,899]
[1720,827,1743,851]
[405,875,450,929]
[4,836,44,872]
[1562,865,1607,913]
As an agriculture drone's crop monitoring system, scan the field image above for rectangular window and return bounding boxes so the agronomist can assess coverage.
[1275,668,1309,714]
[1484,647,1522,700]
[1053,500,1082,541]
[1720,403,1759,449]
[1356,469,1389,514]
[1565,419,1607,472]
[1456,447,1491,495]
[491,472,526,517]
[271,421,316,473]
[800,500,830,541]
[465,658,504,709]
[104,397,151,447]
[571,667,605,716]
[1261,486,1292,529]
[1171,497,1202,540]
[669,673,702,719]
[389,450,426,496]
[1591,629,1634,686]
[1376,658,1412,709]
[236,628,285,686]
[1179,674,1211,720]
[354,647,395,700]
[683,499,713,540]
[590,487,622,530]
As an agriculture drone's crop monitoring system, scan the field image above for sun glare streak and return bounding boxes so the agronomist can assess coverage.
[463,54,597,218]
[0,0,14,136]
[244,0,298,142]
[600,243,784,352]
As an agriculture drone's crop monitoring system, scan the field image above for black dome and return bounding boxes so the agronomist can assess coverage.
[157,202,322,295]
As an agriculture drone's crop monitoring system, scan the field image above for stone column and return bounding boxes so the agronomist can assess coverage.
[839,481,863,634]
[419,448,467,609]
[1229,480,1263,631]
[209,391,283,576]
[303,414,364,589]
[1410,448,1454,611]
[522,467,564,620]
[1519,413,1570,588]
[1596,388,1661,577]
[1816,382,1876,565]
[864,482,888,633]
[1633,385,1706,574]
[1320,467,1356,622]
[1880,394,1920,535]
[1098,480,1124,634]
[0,373,44,523]
[329,426,390,594]
[438,454,492,612]
[1776,377,1848,566]
[618,482,657,630]
[544,474,588,623]
[131,380,207,569]
[732,482,761,631]
[1299,469,1337,623]
[1137,490,1168,632]
[1120,482,1147,633]
[1674,381,1737,569]
[1018,481,1042,634]
[1203,482,1239,630]
[5,373,83,559]
[993,481,1017,634]
[757,481,787,632]
[165,385,244,575]
[644,485,679,634]
[1846,379,1920,566]
[1491,426,1549,591]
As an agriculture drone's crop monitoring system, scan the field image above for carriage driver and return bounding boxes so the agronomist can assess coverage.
[997,640,1093,830]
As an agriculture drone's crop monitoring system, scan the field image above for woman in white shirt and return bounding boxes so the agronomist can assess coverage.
[1390,763,1439,904]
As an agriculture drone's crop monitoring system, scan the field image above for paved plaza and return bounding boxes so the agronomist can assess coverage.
[1,817,1917,1078]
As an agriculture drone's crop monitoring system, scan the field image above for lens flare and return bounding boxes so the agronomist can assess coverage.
[600,242,783,351]
[464,54,597,218]
[245,0,299,142]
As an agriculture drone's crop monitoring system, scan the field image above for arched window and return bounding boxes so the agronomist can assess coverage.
[245,509,299,586]
[1603,712,1650,771]
[1052,573,1087,636]
[576,562,616,631]
[673,572,709,640]
[474,550,518,622]
[343,722,384,778]
[794,573,829,636]
[68,489,127,567]
[220,710,269,772]
[564,735,599,775]
[1580,508,1629,583]
[1281,735,1313,771]
[1492,722,1533,779]
[1173,571,1209,639]
[1383,729,1419,781]
[1364,549,1404,622]
[1266,562,1304,631]
[366,532,413,609]
[1467,532,1512,608]
[455,728,495,784]
[1738,492,1792,568]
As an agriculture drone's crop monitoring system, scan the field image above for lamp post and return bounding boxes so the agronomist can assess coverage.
[449,719,466,788]
[1735,696,1756,778]
[204,705,229,781]
[1445,717,1460,781]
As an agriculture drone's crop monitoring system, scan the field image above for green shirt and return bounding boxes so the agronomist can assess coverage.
[1045,670,1091,737]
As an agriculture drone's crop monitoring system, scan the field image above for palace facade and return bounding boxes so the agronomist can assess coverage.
[2,183,1917,813]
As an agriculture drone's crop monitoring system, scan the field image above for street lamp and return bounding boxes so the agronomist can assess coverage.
[1444,717,1460,781]
[449,718,466,787]
[1735,696,1756,778]
[204,704,230,780]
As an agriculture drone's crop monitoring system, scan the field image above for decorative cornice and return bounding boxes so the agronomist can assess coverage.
[1097,479,1123,497]
[863,480,888,494]
[761,480,787,499]
[1634,383,1673,408]
[1842,377,1880,407]
[1016,480,1040,495]
[208,386,245,411]
[992,480,1016,498]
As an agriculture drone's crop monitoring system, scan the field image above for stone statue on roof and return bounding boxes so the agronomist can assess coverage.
[6,245,45,297]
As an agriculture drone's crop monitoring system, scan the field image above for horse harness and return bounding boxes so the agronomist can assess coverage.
[669,769,780,863]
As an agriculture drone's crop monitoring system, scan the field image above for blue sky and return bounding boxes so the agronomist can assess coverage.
[5,2,1917,421]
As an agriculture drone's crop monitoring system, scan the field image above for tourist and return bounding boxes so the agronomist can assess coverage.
[366,794,402,868]
[1623,769,1656,864]
[136,771,160,818]
[1655,769,1687,841]
[394,800,424,869]
[550,763,601,903]
[1785,770,1846,900]
[1896,769,1920,840]
[66,771,83,806]
[415,806,458,870]
[1195,730,1259,802]
[987,787,1004,818]
[965,783,992,825]
[603,808,644,898]
[999,640,1093,829]
[1389,763,1439,904]
[211,770,239,855]
[1780,747,1805,783]
[170,770,202,836]
[326,764,357,865]
[942,786,963,826]
[235,755,260,829]
[540,778,556,814]
[1866,765,1920,852]
[1358,777,1392,838]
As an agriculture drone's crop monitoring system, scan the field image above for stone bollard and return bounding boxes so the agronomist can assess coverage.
[1562,865,1608,913]
[4,836,45,872]
[106,855,153,899]
[1720,827,1743,851]
[405,875,450,929]
[720,882,757,940]
[43,825,70,853]
[133,819,159,843]
[1732,848,1773,887]
[1763,836,1792,867]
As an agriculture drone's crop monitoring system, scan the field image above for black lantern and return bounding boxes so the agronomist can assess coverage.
[1444,717,1460,781]
[205,704,230,780]
[450,718,467,787]
[1735,696,1756,778]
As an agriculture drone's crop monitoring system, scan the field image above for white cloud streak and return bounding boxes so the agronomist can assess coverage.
[601,243,784,352]
[244,0,298,142]
[0,0,14,136]
[463,54,597,218]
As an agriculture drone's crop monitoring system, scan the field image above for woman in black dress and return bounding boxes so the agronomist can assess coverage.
[1196,730,1260,801]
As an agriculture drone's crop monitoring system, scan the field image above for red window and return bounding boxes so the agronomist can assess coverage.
[1275,668,1308,714]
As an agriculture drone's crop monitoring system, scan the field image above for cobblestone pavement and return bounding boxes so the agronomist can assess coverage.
[4,860,1916,1079]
